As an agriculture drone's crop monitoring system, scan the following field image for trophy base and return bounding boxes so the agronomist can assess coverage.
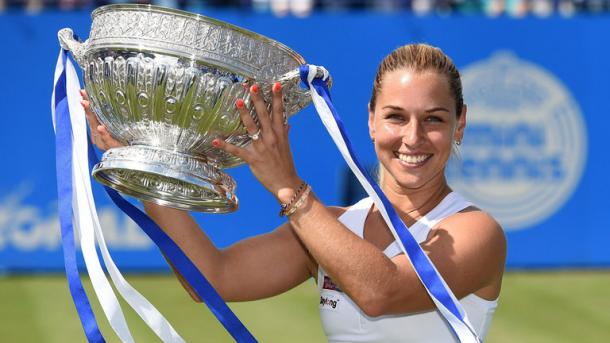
[92,146,238,213]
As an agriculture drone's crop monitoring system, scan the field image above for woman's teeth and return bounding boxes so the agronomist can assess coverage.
[397,154,431,164]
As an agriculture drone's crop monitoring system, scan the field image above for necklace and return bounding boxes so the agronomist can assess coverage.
[391,184,452,220]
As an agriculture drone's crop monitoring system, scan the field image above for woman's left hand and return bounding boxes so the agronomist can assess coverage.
[212,82,303,203]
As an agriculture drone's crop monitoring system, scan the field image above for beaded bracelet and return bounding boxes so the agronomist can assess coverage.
[279,182,311,217]
[282,185,311,217]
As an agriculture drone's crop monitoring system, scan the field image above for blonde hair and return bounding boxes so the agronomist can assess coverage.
[369,43,464,116]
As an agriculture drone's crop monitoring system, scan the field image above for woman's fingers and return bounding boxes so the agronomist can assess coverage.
[80,97,102,147]
[271,82,287,133]
[81,100,99,128]
[212,138,251,163]
[80,90,100,133]
[80,89,124,150]
[236,98,259,137]
[248,84,273,140]
[97,125,122,150]
[80,89,89,101]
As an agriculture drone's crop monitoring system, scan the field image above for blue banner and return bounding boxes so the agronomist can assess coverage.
[1,11,608,270]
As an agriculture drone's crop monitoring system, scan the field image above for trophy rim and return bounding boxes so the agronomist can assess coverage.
[91,4,306,67]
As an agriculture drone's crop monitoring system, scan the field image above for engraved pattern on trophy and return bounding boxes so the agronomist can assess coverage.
[88,8,304,80]
[59,4,325,212]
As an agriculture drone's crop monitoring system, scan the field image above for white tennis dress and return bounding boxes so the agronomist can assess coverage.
[317,193,498,342]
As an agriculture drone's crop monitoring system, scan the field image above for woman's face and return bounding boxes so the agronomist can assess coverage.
[369,69,466,191]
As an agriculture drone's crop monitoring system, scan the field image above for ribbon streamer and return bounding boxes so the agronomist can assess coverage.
[65,49,187,342]
[299,64,481,343]
[87,142,257,343]
[52,48,107,343]
[53,43,256,342]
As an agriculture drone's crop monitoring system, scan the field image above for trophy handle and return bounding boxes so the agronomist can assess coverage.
[277,67,333,88]
[58,28,88,67]
[276,67,333,116]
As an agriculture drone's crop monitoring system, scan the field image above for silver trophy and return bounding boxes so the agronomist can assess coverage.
[58,4,324,213]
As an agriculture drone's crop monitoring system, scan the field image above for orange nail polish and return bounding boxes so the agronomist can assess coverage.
[250,84,258,94]
[212,139,221,147]
[236,99,244,108]
[273,82,281,92]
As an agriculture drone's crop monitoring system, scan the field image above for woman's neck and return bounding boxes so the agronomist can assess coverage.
[380,174,452,221]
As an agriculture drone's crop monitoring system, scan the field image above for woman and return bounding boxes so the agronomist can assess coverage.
[83,43,506,342]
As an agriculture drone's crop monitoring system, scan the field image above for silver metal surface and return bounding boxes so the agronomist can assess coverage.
[58,4,323,212]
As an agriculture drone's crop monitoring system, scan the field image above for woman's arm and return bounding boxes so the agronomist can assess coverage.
[145,202,316,302]
[288,195,506,316]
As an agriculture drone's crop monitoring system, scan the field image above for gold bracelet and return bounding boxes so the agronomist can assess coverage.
[279,182,310,217]
[279,181,306,213]
[283,185,311,217]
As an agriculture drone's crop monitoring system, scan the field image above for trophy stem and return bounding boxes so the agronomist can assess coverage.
[92,146,238,213]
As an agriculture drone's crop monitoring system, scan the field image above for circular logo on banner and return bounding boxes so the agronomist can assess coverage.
[447,52,588,230]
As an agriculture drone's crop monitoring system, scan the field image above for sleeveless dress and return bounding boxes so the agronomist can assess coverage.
[317,193,498,342]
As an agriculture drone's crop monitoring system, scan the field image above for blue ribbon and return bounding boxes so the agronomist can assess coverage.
[54,50,106,343]
[299,65,469,338]
[87,142,256,343]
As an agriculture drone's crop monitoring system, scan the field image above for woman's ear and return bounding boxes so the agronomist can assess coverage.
[368,102,376,142]
[455,104,467,143]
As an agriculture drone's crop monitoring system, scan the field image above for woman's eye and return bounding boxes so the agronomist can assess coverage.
[385,113,403,121]
[425,115,443,122]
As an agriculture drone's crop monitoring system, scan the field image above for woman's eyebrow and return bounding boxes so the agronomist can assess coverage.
[381,105,404,111]
[426,107,450,113]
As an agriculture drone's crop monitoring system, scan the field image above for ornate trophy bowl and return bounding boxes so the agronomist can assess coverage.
[58,4,319,213]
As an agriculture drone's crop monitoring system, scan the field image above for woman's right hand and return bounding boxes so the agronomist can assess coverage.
[80,89,123,151]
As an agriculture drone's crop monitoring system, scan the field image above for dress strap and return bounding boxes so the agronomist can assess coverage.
[408,192,473,244]
[382,193,473,258]
[337,197,373,238]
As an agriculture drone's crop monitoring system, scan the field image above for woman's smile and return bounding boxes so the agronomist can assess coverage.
[394,152,433,167]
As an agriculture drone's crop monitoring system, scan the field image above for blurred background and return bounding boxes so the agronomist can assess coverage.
[1,0,609,342]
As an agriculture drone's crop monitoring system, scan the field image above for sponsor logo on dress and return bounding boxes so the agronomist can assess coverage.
[320,296,339,309]
[448,52,587,230]
[322,275,343,292]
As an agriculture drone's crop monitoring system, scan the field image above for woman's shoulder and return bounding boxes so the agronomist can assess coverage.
[431,206,505,249]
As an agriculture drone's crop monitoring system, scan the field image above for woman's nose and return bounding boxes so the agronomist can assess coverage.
[401,120,424,147]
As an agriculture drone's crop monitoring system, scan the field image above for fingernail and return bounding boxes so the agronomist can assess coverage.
[212,139,221,147]
[236,99,244,108]
[273,82,281,92]
[97,125,104,132]
[250,84,258,94]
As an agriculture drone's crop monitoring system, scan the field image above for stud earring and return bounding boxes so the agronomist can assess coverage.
[455,140,462,146]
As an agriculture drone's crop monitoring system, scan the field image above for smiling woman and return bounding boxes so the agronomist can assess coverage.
[368,45,466,192]
[369,70,464,191]
[83,43,506,342]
